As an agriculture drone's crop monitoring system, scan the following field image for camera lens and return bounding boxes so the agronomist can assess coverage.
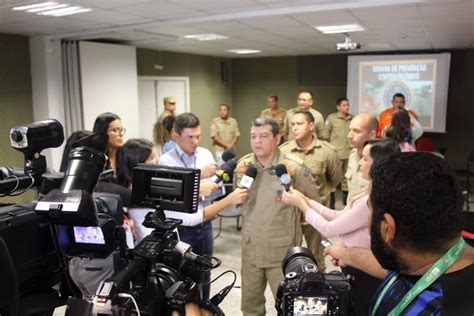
[60,146,106,194]
[282,246,319,275]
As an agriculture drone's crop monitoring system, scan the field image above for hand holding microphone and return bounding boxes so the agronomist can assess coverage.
[214,160,237,184]
[275,164,291,191]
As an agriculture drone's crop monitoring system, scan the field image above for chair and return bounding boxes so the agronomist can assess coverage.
[455,149,474,211]
[415,137,435,152]
[214,204,242,239]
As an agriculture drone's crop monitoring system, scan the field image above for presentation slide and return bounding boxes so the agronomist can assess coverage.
[347,53,451,133]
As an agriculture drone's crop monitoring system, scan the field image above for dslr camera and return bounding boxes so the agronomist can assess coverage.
[275,247,352,316]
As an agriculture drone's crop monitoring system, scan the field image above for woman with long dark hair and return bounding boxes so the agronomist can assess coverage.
[384,108,416,152]
[93,112,125,173]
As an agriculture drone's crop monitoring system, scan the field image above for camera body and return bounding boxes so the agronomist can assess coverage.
[276,247,351,316]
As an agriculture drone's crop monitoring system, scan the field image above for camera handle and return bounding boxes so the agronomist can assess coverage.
[274,282,284,316]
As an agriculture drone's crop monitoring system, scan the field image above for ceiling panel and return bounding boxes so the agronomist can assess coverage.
[0,0,473,57]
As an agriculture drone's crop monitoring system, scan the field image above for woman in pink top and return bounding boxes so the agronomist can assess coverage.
[282,138,400,316]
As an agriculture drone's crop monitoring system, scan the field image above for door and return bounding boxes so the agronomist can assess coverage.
[137,76,190,140]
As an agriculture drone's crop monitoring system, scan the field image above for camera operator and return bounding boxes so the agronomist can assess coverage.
[325,152,474,315]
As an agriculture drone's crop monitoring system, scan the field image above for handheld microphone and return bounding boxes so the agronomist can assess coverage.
[214,160,237,183]
[275,164,291,191]
[221,148,236,163]
[239,165,257,189]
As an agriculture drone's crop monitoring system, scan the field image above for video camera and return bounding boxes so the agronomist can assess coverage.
[275,247,352,316]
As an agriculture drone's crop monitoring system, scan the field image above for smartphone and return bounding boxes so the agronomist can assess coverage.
[321,240,333,248]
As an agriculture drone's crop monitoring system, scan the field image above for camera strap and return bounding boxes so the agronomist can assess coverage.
[371,237,466,316]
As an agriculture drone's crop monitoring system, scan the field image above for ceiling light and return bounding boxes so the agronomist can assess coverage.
[27,3,68,12]
[13,2,57,10]
[314,24,364,34]
[39,6,92,16]
[12,2,92,17]
[184,34,228,41]
[227,49,261,54]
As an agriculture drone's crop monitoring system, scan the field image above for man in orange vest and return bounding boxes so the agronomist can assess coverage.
[377,93,420,137]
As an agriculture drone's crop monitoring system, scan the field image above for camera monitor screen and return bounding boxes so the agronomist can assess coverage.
[293,296,328,315]
[132,164,200,213]
[73,226,105,245]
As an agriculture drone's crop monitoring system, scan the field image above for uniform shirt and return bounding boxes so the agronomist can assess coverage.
[159,144,216,226]
[370,264,474,315]
[210,117,240,152]
[280,138,342,206]
[158,109,173,123]
[346,148,369,202]
[261,108,287,136]
[322,112,353,160]
[234,149,314,268]
[285,107,325,141]
[377,107,419,137]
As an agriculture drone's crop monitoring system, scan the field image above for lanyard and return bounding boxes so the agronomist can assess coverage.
[371,237,466,316]
[176,148,196,168]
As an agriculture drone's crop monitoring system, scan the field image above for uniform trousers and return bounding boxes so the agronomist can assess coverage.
[241,245,284,316]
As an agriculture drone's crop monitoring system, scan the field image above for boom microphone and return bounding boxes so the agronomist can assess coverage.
[275,164,291,191]
[238,165,257,189]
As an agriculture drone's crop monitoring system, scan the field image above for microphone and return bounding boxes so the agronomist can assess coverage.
[221,148,236,163]
[275,164,291,191]
[175,241,214,268]
[214,160,237,183]
[238,165,257,189]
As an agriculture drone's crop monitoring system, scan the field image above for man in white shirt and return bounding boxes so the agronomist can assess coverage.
[159,112,217,300]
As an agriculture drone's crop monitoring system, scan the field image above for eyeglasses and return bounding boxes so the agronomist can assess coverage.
[108,128,126,135]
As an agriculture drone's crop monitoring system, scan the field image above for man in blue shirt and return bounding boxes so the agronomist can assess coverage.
[325,152,474,315]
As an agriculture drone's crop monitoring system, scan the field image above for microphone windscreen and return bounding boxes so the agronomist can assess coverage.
[222,160,237,173]
[245,165,257,178]
[221,149,236,162]
[275,164,288,177]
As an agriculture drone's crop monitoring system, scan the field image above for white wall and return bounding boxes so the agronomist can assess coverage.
[30,36,65,171]
[79,41,139,138]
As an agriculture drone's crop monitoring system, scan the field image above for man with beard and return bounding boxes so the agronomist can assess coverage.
[325,152,474,315]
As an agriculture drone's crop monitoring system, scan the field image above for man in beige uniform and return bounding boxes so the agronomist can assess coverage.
[260,95,286,142]
[235,117,315,316]
[158,96,176,122]
[346,113,378,202]
[280,110,342,272]
[284,91,324,141]
[210,104,240,161]
[322,98,353,206]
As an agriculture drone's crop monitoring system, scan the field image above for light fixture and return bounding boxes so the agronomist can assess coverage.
[184,34,229,41]
[314,24,364,34]
[12,2,92,17]
[227,49,261,54]
[13,2,57,10]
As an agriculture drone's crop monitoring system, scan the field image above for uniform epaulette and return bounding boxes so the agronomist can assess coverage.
[283,153,304,166]
[237,153,253,163]
[321,141,337,151]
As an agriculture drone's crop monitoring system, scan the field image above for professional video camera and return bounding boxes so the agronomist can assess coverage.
[275,247,352,316]
[90,163,232,315]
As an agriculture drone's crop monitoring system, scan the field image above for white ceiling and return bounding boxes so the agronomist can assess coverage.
[1,0,473,57]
